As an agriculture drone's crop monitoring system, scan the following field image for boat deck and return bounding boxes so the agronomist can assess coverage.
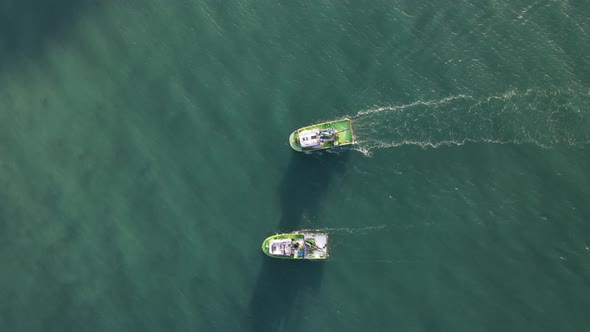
[315,119,354,149]
[303,234,328,259]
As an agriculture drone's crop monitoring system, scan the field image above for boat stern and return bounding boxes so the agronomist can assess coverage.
[303,233,329,260]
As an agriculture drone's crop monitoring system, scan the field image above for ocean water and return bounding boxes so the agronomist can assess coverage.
[1,0,590,331]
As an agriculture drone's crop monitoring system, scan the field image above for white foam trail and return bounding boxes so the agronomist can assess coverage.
[356,138,552,150]
[325,258,421,264]
[354,94,475,117]
[349,88,590,155]
[353,146,373,157]
[301,224,388,234]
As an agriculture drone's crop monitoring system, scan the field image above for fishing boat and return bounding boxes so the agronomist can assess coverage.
[261,232,329,260]
[289,118,354,152]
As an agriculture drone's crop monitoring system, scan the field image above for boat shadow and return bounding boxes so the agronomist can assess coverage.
[248,150,350,332]
[0,0,100,74]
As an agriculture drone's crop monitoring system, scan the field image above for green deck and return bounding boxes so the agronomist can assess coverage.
[289,118,354,152]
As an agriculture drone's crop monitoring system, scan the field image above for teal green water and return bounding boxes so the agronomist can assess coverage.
[2,0,590,331]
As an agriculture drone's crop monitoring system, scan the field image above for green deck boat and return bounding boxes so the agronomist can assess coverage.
[262,232,329,260]
[289,118,355,152]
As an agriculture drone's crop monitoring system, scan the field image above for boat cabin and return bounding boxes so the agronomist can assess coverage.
[268,238,306,258]
[298,130,320,148]
[269,239,293,256]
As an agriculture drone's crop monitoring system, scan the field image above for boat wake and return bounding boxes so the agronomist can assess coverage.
[300,224,388,234]
[300,224,429,264]
[325,257,422,265]
[349,88,590,156]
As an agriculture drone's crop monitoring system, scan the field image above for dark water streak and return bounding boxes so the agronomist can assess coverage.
[248,151,350,332]
[0,0,101,72]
